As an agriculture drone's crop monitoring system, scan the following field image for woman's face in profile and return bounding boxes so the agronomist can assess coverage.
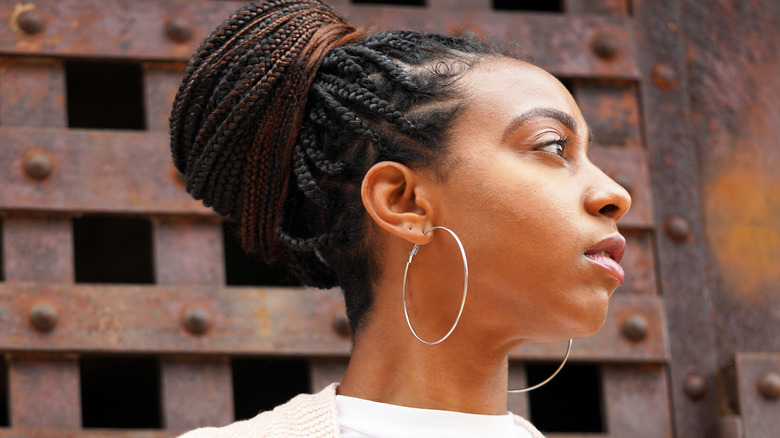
[430,57,631,344]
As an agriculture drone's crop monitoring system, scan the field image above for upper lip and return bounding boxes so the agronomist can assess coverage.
[584,233,626,263]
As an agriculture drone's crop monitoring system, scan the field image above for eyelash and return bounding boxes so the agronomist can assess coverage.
[537,136,569,159]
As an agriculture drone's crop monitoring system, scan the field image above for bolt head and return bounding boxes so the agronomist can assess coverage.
[165,17,194,43]
[665,215,691,242]
[29,302,58,332]
[683,373,707,400]
[651,63,678,90]
[332,311,352,338]
[182,306,212,335]
[24,152,53,180]
[758,372,780,400]
[621,314,649,342]
[591,33,620,60]
[17,9,46,35]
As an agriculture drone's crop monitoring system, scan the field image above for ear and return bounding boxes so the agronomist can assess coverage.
[361,161,434,245]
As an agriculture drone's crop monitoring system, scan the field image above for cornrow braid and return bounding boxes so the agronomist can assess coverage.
[170,0,498,333]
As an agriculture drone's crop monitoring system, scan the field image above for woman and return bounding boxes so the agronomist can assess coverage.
[170,1,630,436]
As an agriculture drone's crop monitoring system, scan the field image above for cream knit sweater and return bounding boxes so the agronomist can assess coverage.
[177,383,545,438]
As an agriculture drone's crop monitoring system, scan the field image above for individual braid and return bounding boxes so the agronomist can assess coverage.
[170,0,498,332]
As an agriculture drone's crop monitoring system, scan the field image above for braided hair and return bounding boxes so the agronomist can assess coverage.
[170,0,496,332]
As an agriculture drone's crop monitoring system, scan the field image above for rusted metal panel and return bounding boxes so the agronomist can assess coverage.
[633,0,721,436]
[734,353,780,438]
[506,364,530,419]
[680,0,780,369]
[143,61,187,131]
[574,81,641,149]
[620,231,658,296]
[161,357,234,430]
[7,354,81,428]
[2,216,73,283]
[0,0,638,79]
[589,146,653,229]
[310,358,349,393]
[602,364,673,438]
[153,219,225,285]
[0,127,210,215]
[0,57,66,127]
[0,283,665,361]
[566,0,630,16]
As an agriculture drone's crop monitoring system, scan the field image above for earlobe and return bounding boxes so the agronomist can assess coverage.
[361,161,434,245]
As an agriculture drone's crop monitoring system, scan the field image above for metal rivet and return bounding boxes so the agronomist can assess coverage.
[651,63,678,90]
[591,33,620,60]
[621,314,648,342]
[182,306,212,335]
[612,172,634,193]
[24,152,53,180]
[332,311,352,338]
[665,215,691,241]
[758,372,780,400]
[17,9,46,35]
[683,373,707,400]
[165,17,193,43]
[29,302,57,332]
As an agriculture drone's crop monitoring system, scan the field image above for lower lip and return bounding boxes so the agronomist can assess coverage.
[584,253,625,284]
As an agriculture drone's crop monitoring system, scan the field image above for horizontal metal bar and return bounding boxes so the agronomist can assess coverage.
[0,128,653,225]
[0,283,666,361]
[1,0,638,78]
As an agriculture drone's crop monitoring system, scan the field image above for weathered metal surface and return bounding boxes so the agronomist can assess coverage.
[0,432,175,438]
[153,219,225,285]
[620,231,658,296]
[680,0,780,369]
[310,358,349,394]
[161,357,234,430]
[734,354,780,438]
[506,364,530,418]
[633,0,721,436]
[2,217,73,282]
[0,283,665,361]
[565,0,630,16]
[602,364,673,438]
[574,81,641,149]
[143,62,188,131]
[7,354,81,428]
[0,0,638,79]
[589,146,654,229]
[0,57,66,127]
[0,127,210,215]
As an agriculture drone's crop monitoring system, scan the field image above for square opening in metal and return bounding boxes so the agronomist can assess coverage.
[73,216,155,284]
[0,219,4,282]
[65,61,145,130]
[232,358,311,421]
[493,0,563,12]
[223,222,299,286]
[80,356,161,429]
[528,363,605,433]
[0,357,8,427]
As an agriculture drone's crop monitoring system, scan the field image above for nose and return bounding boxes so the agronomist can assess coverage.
[583,164,632,222]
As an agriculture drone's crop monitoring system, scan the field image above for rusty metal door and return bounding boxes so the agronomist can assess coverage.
[0,1,777,437]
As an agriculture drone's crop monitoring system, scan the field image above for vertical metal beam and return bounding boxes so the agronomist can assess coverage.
[7,355,81,428]
[0,57,66,127]
[309,358,348,394]
[3,217,73,283]
[602,364,673,438]
[633,0,719,436]
[153,219,225,286]
[734,354,780,438]
[507,363,530,418]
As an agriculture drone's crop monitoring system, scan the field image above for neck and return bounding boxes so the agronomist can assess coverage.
[338,309,514,415]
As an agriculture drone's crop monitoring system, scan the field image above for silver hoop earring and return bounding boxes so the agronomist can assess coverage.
[402,226,468,345]
[508,339,573,393]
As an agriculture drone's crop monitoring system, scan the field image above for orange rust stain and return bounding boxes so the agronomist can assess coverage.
[705,164,780,302]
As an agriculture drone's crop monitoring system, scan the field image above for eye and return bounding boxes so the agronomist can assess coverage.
[536,137,567,158]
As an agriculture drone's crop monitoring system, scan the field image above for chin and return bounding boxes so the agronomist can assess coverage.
[570,291,611,338]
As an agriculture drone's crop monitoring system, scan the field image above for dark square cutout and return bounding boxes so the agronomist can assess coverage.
[232,358,311,420]
[0,357,8,427]
[223,223,299,286]
[65,61,145,130]
[80,356,161,429]
[493,0,563,12]
[73,216,155,284]
[528,363,605,433]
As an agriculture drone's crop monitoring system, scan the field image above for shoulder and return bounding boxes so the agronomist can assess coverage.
[176,383,340,438]
[513,414,546,438]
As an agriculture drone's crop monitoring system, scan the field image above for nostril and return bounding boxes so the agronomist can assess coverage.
[599,204,619,217]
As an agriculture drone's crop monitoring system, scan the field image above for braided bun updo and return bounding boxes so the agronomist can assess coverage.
[170,0,496,332]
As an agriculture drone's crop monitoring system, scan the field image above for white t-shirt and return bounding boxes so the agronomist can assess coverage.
[336,394,534,438]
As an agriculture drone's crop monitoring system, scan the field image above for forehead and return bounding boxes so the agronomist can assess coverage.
[456,57,581,129]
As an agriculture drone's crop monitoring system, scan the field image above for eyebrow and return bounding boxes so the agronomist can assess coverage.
[501,107,583,142]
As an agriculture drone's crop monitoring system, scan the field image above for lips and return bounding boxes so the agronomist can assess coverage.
[584,233,626,284]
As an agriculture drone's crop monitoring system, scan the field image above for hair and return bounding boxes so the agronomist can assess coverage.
[170,0,497,333]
